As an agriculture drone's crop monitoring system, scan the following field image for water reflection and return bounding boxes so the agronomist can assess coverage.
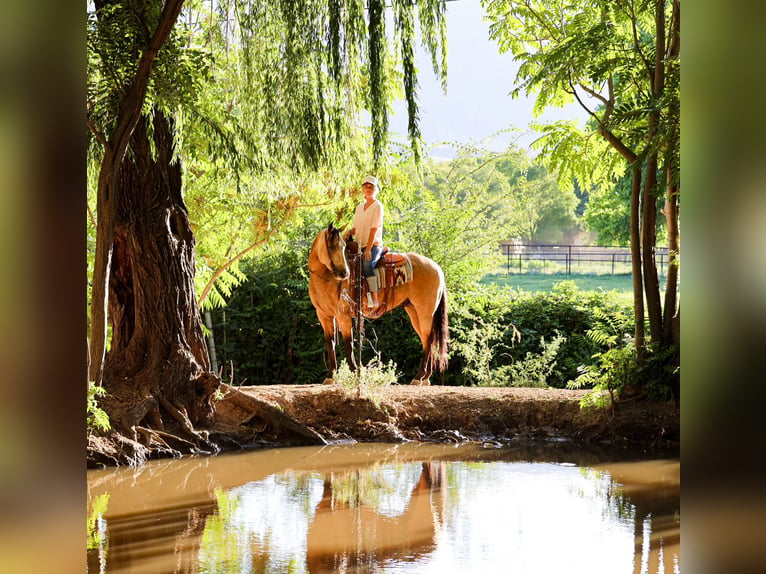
[87,443,679,574]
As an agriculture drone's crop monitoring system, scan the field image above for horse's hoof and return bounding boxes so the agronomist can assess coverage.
[410,378,430,386]
[322,378,334,385]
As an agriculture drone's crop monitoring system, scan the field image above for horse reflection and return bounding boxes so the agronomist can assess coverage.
[306,462,445,573]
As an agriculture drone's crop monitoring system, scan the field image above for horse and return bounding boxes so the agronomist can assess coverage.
[308,223,448,385]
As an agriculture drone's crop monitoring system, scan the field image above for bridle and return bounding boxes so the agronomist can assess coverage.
[309,228,348,284]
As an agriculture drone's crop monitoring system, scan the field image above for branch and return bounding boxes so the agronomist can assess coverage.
[597,126,637,164]
[579,83,609,108]
[87,119,110,151]
[569,78,602,126]
[627,0,653,80]
[198,231,276,306]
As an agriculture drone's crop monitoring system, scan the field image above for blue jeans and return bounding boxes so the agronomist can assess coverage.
[362,245,383,292]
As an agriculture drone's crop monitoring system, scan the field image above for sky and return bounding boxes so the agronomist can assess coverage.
[389,1,589,158]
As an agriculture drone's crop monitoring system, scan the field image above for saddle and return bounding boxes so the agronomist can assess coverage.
[345,240,413,315]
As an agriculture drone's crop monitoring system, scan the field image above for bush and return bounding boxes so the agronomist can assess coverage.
[212,256,635,389]
[446,281,634,387]
[333,359,398,407]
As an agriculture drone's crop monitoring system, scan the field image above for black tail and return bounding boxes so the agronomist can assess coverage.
[429,287,449,372]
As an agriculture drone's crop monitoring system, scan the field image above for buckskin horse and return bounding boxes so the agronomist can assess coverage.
[308,223,448,385]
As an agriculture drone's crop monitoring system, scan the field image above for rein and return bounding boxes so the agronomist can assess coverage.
[308,266,337,283]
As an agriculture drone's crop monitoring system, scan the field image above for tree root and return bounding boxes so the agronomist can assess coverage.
[88,383,328,467]
[213,384,327,446]
[158,396,219,454]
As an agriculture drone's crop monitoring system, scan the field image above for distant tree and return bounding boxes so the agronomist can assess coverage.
[495,152,579,244]
[584,173,632,246]
[384,146,522,290]
[585,169,668,247]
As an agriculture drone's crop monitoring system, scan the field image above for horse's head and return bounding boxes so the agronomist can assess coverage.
[322,223,349,281]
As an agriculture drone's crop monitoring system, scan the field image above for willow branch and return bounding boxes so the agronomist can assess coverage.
[198,230,276,306]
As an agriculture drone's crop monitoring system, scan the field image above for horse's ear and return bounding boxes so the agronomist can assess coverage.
[327,223,335,233]
[337,223,347,232]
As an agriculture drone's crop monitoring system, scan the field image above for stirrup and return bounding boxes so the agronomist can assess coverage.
[366,293,375,309]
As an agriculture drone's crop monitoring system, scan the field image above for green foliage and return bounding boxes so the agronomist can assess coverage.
[446,281,634,387]
[569,318,679,406]
[87,494,110,552]
[583,172,632,246]
[505,334,566,388]
[380,145,579,290]
[584,168,668,247]
[210,247,327,386]
[87,383,110,432]
[449,311,518,387]
[333,359,399,407]
[213,247,636,389]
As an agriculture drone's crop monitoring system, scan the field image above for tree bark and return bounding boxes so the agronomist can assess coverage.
[99,112,219,446]
[629,162,646,360]
[89,0,187,385]
[641,156,662,344]
[662,0,681,349]
[641,0,667,345]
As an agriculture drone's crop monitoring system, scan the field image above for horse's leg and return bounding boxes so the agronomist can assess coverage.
[404,304,434,386]
[318,313,337,384]
[337,314,357,371]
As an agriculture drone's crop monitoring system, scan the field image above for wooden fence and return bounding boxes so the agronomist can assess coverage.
[499,242,670,276]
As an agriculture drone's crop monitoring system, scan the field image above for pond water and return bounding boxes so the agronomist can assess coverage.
[87,442,679,574]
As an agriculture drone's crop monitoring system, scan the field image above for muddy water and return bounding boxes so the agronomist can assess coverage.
[87,442,680,574]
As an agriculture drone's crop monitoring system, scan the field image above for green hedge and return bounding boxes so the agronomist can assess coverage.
[210,253,634,388]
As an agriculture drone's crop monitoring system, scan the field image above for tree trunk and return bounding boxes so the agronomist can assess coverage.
[89,0,186,385]
[662,0,681,349]
[99,112,219,447]
[641,0,667,345]
[629,162,646,360]
[641,155,662,344]
[662,175,680,348]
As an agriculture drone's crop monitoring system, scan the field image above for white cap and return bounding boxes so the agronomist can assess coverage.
[361,175,379,189]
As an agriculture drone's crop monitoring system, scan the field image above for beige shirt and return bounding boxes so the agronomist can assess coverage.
[353,199,384,248]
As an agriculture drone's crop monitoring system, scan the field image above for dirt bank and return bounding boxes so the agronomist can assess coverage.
[88,384,679,467]
[230,384,679,449]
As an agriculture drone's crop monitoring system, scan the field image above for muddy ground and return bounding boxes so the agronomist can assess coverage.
[229,384,679,449]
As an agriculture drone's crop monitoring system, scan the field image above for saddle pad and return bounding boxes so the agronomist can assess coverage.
[375,254,413,288]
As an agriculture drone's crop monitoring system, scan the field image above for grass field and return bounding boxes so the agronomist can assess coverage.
[480,272,637,293]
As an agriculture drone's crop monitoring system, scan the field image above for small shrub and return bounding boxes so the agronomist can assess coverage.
[570,344,639,407]
[506,333,566,388]
[450,311,518,386]
[87,383,110,432]
[333,359,398,407]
